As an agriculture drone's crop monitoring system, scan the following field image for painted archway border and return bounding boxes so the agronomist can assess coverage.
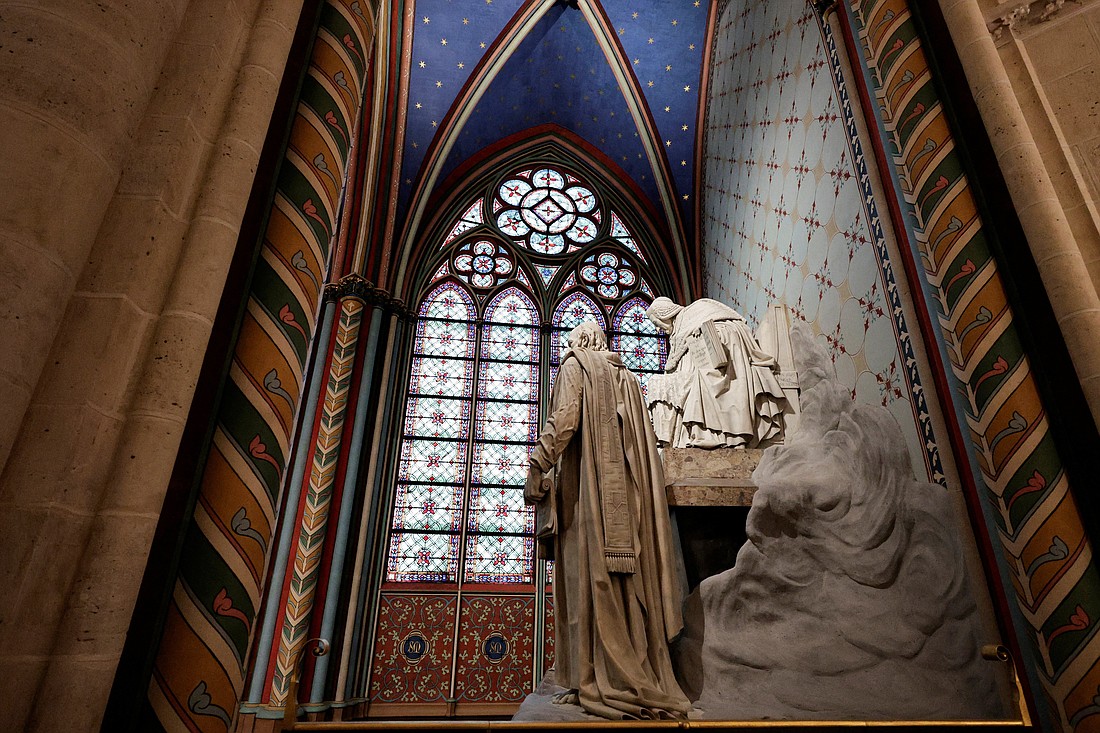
[145,2,375,731]
[842,0,1100,729]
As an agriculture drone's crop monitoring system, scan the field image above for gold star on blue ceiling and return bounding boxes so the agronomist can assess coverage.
[396,0,714,232]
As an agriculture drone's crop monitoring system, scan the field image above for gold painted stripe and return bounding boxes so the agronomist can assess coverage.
[307,62,355,134]
[1018,537,1091,630]
[274,192,328,268]
[246,298,307,385]
[300,104,345,173]
[174,582,242,688]
[967,354,1029,436]
[212,429,278,528]
[260,242,316,326]
[1002,472,1070,554]
[194,500,263,608]
[229,361,291,459]
[286,147,339,219]
[146,677,197,733]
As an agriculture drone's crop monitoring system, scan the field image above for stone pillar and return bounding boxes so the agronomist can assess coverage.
[938,0,1100,431]
[0,2,191,473]
[144,2,376,729]
[846,1,1100,728]
[0,0,307,729]
[269,284,368,708]
[0,0,187,723]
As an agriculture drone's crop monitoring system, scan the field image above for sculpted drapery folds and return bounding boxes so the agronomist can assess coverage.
[524,322,691,721]
[645,297,787,449]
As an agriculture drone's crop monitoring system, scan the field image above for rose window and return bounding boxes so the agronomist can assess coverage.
[580,252,637,299]
[495,167,599,255]
[453,240,514,289]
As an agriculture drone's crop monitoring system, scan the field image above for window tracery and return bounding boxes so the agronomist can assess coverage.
[370,161,673,712]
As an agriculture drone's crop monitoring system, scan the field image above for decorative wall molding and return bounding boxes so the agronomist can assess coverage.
[849,0,1100,728]
[986,0,1089,40]
[324,272,411,316]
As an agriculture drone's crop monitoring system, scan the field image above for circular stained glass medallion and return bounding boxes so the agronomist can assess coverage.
[579,252,637,300]
[453,240,514,289]
[495,166,600,255]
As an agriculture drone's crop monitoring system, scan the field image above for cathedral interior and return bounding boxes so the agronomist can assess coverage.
[4,0,1100,730]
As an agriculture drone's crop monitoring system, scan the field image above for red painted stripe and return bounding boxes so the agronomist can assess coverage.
[366,4,413,282]
[260,300,343,697]
[300,304,375,692]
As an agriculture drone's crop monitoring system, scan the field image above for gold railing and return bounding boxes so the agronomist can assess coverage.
[277,641,1033,732]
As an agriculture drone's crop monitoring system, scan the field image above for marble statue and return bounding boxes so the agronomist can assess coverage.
[645,297,787,449]
[523,322,691,721]
[685,323,1009,720]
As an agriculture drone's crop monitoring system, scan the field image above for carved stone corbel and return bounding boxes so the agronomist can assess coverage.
[987,0,1081,41]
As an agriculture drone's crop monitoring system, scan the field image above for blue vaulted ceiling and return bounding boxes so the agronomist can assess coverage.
[438,6,658,204]
[396,0,713,244]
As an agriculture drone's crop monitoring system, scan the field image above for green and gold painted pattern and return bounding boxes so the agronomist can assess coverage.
[146,2,374,731]
[848,1,1100,729]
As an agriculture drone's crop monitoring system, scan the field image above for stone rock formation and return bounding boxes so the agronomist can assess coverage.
[692,324,1010,720]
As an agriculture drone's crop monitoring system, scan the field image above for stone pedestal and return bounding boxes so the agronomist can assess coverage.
[663,447,763,507]
[662,447,763,591]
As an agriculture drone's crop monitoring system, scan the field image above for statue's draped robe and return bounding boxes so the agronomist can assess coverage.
[648,299,786,448]
[530,349,690,720]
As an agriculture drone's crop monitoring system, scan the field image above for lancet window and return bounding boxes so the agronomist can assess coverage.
[367,163,669,716]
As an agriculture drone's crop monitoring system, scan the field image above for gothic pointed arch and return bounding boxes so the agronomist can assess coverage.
[390,0,697,293]
[361,143,676,717]
[402,131,688,306]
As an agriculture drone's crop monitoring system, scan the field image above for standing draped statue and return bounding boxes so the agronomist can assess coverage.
[524,322,691,721]
[645,297,787,449]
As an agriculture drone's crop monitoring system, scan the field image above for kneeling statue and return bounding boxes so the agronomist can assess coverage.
[646,297,787,449]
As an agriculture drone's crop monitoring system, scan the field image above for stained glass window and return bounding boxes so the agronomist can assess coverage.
[468,287,539,583]
[452,240,514,289]
[388,282,476,583]
[373,162,672,715]
[549,290,605,389]
[495,167,603,255]
[612,296,668,398]
[579,251,638,300]
[444,198,485,245]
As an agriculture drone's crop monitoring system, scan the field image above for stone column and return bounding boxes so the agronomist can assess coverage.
[144,2,376,729]
[0,0,307,729]
[0,2,188,472]
[938,0,1100,430]
[0,0,186,724]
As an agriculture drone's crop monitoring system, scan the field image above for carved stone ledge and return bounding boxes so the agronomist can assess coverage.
[322,274,410,316]
[662,447,763,507]
[986,0,1087,40]
[325,273,376,302]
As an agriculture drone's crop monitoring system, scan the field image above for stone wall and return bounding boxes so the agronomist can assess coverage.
[984,0,1100,290]
[0,0,305,729]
